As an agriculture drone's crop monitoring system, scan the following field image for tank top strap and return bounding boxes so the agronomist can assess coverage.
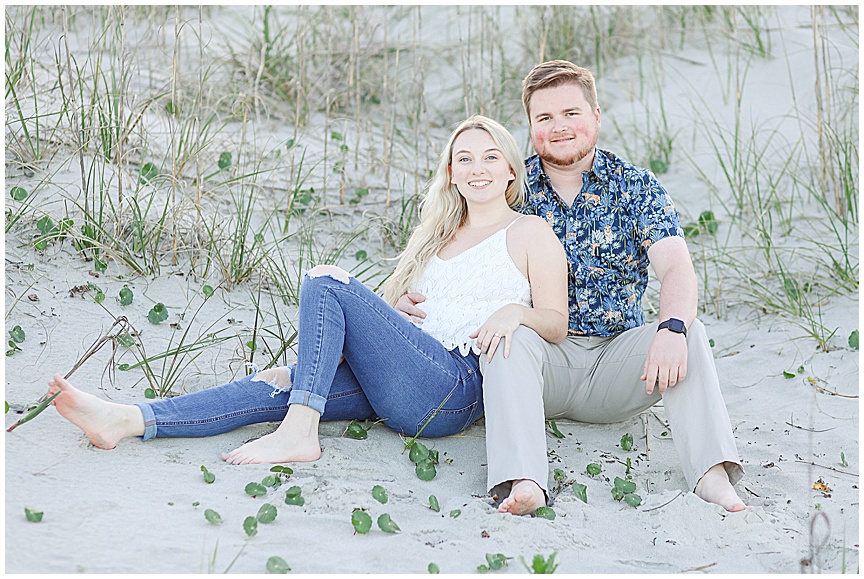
[503,215,527,232]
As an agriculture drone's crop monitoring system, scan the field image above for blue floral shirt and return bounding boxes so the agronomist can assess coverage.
[520,149,684,336]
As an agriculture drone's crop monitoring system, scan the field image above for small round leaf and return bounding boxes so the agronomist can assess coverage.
[147,303,168,324]
[372,485,388,504]
[533,506,556,520]
[119,287,134,306]
[257,503,278,523]
[351,508,372,534]
[139,162,158,183]
[573,482,588,504]
[427,495,440,512]
[24,507,43,522]
[620,432,633,451]
[624,493,642,507]
[266,556,291,574]
[10,186,28,201]
[204,509,222,524]
[415,459,436,481]
[218,152,232,170]
[377,513,401,533]
[261,474,281,488]
[243,516,258,537]
[200,465,215,484]
[245,482,268,497]
[346,421,368,439]
[284,486,304,506]
[428,562,440,574]
[408,441,429,464]
[9,326,25,343]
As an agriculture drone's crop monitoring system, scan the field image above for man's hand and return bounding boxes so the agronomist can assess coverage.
[394,292,427,323]
[641,330,688,394]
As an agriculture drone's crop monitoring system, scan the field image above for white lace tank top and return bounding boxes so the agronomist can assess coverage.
[411,216,532,356]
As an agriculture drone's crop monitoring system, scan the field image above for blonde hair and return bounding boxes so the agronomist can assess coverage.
[382,115,526,305]
[522,60,599,119]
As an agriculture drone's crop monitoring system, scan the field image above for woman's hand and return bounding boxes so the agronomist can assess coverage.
[469,304,524,362]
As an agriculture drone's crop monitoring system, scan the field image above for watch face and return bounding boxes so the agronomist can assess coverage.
[668,319,685,333]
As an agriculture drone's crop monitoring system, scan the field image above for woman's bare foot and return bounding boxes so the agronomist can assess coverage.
[221,403,322,465]
[694,463,748,512]
[46,373,145,449]
[498,479,546,515]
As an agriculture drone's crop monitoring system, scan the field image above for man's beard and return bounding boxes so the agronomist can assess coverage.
[537,134,597,168]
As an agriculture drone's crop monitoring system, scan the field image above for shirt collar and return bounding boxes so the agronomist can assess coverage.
[525,148,612,188]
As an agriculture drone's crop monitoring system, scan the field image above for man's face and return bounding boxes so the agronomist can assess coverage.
[527,83,601,168]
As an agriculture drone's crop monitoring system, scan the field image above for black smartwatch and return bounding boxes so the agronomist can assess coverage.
[657,318,687,337]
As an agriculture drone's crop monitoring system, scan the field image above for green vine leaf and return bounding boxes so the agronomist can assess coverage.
[257,503,278,523]
[204,509,222,524]
[284,486,304,506]
[351,508,372,534]
[119,287,134,306]
[24,507,43,522]
[377,513,401,533]
[147,303,168,324]
[533,506,556,520]
[245,482,268,498]
[266,556,291,574]
[243,515,258,537]
[372,485,388,504]
[200,465,215,484]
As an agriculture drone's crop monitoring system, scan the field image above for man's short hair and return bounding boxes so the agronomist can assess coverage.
[522,60,599,119]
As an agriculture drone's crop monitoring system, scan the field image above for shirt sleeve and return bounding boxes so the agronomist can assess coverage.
[633,170,684,251]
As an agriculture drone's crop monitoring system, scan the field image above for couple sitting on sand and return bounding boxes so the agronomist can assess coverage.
[47,60,747,515]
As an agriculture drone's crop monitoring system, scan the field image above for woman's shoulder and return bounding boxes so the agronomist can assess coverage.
[509,214,554,236]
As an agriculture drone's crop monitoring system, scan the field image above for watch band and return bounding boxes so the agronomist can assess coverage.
[657,318,687,337]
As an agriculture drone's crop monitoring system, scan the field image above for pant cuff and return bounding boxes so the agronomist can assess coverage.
[286,389,326,415]
[135,402,158,441]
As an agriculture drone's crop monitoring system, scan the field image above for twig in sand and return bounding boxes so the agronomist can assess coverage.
[680,562,717,573]
[794,460,858,478]
[6,317,138,432]
[642,490,682,512]
[805,377,858,399]
[641,413,650,460]
[784,420,835,433]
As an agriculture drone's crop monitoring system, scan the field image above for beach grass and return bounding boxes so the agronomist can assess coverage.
[5,4,857,354]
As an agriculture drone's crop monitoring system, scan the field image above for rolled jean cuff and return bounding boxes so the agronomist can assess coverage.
[135,402,158,441]
[286,389,327,415]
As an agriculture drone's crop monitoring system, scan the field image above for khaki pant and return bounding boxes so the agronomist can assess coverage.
[480,319,743,494]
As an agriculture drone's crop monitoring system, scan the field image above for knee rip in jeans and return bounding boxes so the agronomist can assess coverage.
[308,264,351,284]
[249,365,292,398]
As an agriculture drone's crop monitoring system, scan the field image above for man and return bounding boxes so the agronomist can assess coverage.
[397,60,745,515]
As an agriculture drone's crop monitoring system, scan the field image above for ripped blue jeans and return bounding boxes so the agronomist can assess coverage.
[135,267,483,440]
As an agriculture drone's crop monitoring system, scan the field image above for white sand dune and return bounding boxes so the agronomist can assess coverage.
[5,5,858,574]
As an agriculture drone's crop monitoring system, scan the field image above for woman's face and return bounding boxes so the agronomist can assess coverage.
[449,129,515,205]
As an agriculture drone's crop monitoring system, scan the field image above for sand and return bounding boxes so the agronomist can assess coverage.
[4,5,859,575]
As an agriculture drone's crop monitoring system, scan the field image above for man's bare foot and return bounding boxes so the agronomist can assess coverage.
[221,403,321,465]
[498,479,546,515]
[694,463,748,512]
[46,373,145,449]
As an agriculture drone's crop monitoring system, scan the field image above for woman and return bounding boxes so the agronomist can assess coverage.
[45,115,568,468]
